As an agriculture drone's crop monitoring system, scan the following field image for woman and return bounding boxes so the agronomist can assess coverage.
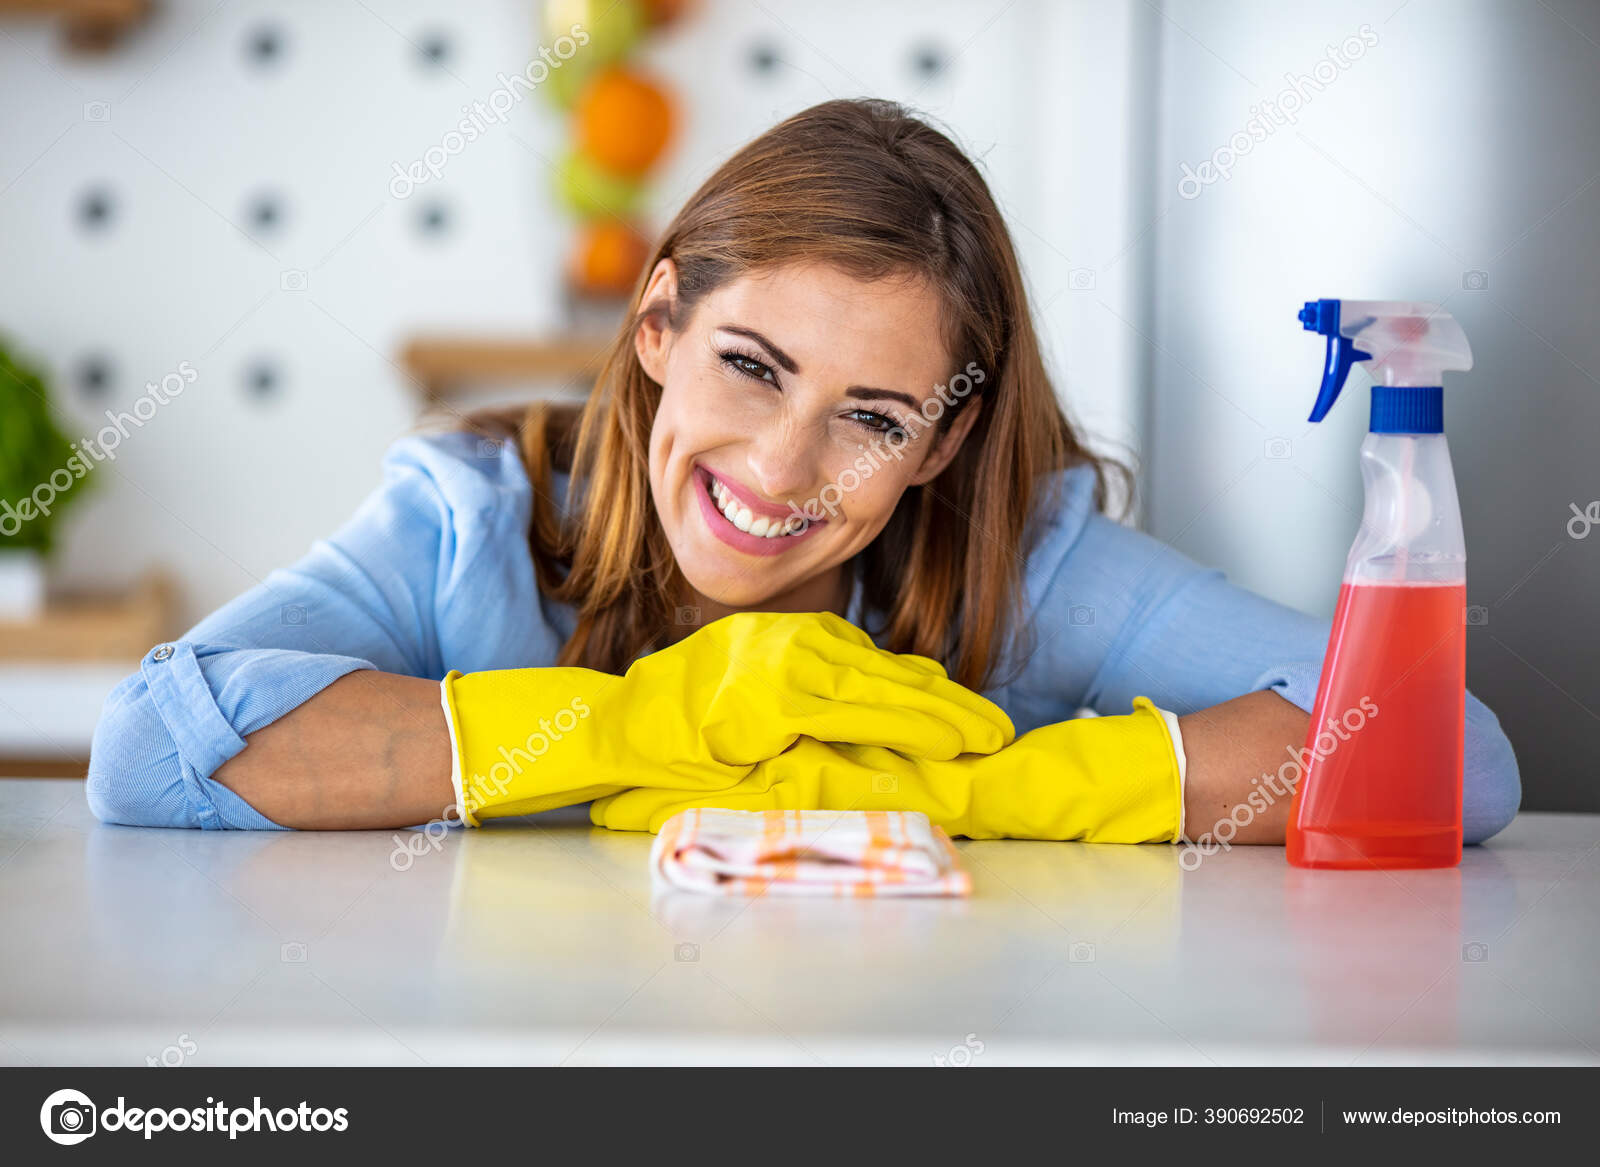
[87,100,1520,851]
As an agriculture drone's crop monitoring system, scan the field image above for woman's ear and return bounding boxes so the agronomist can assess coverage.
[633,258,679,385]
[909,398,983,486]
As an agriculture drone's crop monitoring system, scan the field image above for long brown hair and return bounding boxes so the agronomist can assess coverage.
[462,99,1126,690]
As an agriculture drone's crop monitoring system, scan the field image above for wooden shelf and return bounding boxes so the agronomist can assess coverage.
[0,570,175,662]
[0,758,87,778]
[401,336,613,402]
[0,0,153,51]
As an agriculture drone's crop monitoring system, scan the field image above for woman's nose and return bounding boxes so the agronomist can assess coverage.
[743,419,822,505]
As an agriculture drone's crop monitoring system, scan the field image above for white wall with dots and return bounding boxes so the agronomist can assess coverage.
[0,0,1150,635]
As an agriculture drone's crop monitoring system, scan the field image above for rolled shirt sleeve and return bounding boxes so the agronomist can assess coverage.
[89,643,373,829]
[86,431,543,829]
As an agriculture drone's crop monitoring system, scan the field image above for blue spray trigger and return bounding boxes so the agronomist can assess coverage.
[1300,298,1370,422]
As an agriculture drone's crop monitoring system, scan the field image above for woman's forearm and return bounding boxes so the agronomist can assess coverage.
[1178,690,1311,844]
[211,671,455,830]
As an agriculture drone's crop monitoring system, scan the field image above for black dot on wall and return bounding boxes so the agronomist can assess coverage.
[416,201,452,237]
[416,30,452,68]
[748,42,779,77]
[77,185,116,232]
[76,354,114,398]
[244,359,283,401]
[245,24,286,68]
[245,191,285,235]
[911,43,948,81]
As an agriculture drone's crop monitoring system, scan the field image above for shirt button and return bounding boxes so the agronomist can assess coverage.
[151,644,175,661]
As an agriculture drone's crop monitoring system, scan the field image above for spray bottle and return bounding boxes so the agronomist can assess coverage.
[1286,299,1471,869]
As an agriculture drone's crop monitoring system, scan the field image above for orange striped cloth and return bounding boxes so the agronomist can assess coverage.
[649,807,971,897]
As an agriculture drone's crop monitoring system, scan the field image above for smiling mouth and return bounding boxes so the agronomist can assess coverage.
[701,469,812,539]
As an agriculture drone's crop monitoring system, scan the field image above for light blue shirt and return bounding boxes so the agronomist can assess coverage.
[86,430,1521,841]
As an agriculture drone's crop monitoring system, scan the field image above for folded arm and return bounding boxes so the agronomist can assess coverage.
[1041,509,1520,844]
[87,435,498,830]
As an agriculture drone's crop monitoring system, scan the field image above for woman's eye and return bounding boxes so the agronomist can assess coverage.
[847,409,898,433]
[721,353,775,383]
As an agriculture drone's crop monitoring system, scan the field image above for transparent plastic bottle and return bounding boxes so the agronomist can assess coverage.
[1286,301,1470,870]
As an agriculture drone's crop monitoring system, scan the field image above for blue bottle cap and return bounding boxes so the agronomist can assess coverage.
[1370,385,1443,433]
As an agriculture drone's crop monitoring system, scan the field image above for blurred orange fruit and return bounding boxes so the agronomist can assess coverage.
[568,220,652,297]
[575,67,675,178]
[640,0,696,27]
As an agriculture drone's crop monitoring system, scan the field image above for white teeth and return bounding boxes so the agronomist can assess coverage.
[705,472,807,537]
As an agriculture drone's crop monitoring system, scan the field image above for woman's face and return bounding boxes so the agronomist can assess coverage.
[637,261,981,610]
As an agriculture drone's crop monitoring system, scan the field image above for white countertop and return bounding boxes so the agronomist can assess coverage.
[2,779,1595,1066]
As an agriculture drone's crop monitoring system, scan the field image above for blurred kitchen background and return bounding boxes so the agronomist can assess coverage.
[0,1,1594,810]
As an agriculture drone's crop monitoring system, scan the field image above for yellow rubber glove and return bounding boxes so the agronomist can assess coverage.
[440,610,1015,825]
[590,697,1185,844]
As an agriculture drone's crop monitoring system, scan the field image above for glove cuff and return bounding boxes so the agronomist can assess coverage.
[439,671,479,827]
[1127,697,1185,844]
[1152,706,1187,844]
[440,666,625,822]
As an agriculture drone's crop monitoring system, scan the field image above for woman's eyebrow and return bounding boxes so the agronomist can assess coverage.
[720,326,798,373]
[845,386,919,409]
[720,324,919,408]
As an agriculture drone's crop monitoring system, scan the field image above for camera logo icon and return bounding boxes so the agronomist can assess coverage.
[1464,605,1489,626]
[83,102,111,122]
[675,606,701,625]
[1068,268,1097,291]
[1462,942,1489,963]
[1068,604,1095,626]
[279,269,308,292]
[40,1088,97,1145]
[1462,270,1489,292]
[1264,437,1292,460]
[871,774,899,794]
[674,942,699,962]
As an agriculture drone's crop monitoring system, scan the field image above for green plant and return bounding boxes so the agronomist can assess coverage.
[0,338,92,554]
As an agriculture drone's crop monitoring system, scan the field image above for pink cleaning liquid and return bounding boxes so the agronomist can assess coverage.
[1286,579,1465,870]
